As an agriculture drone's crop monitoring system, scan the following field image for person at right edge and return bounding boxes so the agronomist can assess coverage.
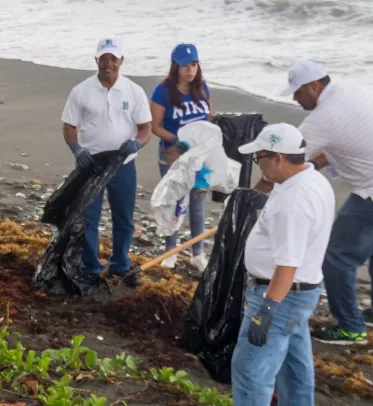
[150,43,212,273]
[256,60,373,344]
[231,123,335,405]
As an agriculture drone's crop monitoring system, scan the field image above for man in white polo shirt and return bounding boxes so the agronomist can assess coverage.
[61,37,152,287]
[231,123,335,406]
[274,60,373,344]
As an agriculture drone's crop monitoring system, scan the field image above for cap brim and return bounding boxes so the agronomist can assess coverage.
[96,50,122,59]
[174,56,199,66]
[238,141,261,155]
[279,86,298,97]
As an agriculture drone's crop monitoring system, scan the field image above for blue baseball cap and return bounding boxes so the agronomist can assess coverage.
[171,43,199,66]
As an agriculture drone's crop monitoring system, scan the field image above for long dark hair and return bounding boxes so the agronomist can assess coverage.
[162,62,209,109]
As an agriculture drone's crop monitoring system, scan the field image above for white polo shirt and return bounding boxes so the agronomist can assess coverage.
[299,81,373,199]
[245,165,335,284]
[61,74,152,155]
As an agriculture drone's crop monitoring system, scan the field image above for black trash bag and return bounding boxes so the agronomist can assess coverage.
[212,113,267,202]
[32,150,128,296]
[182,187,268,383]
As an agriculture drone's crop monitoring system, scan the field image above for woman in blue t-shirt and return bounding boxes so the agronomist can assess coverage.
[150,43,212,272]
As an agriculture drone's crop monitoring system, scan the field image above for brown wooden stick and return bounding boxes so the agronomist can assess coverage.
[140,226,218,272]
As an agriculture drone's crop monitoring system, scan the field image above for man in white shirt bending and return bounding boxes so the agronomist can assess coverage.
[267,60,373,344]
[61,38,152,287]
[231,123,335,405]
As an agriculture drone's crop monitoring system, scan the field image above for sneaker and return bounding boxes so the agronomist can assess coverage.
[311,326,368,345]
[363,308,373,327]
[161,254,177,269]
[190,254,208,273]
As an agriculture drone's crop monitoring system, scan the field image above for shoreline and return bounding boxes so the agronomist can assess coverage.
[0,56,300,107]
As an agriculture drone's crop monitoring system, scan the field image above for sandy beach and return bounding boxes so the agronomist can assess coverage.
[0,58,352,202]
[0,58,372,406]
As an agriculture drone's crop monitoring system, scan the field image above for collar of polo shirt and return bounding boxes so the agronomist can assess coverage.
[273,163,314,193]
[93,73,123,90]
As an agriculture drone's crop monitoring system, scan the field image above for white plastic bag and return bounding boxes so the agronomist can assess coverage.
[151,121,241,236]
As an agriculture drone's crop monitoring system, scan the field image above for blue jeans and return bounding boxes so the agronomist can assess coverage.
[82,160,136,274]
[323,194,373,332]
[232,284,322,406]
[158,144,206,256]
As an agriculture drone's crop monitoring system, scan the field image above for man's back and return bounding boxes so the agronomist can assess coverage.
[300,81,373,197]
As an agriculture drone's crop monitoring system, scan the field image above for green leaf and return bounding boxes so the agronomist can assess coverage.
[59,374,73,387]
[149,367,159,380]
[160,366,174,381]
[77,345,91,355]
[94,397,108,406]
[181,379,196,394]
[56,366,65,374]
[125,355,137,372]
[175,370,189,379]
[71,335,85,348]
[85,350,98,370]
[25,350,36,371]
[101,357,114,370]
[0,326,8,339]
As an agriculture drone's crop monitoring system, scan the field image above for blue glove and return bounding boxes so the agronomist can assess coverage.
[248,297,280,347]
[120,139,142,156]
[70,142,94,169]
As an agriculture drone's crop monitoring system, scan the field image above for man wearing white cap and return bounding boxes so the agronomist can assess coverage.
[271,59,373,344]
[231,122,335,406]
[61,38,152,287]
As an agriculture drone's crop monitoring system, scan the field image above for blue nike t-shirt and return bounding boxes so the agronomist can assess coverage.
[151,81,210,148]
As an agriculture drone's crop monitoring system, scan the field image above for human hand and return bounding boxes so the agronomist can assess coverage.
[248,298,280,347]
[70,142,94,169]
[119,139,142,156]
[175,141,190,155]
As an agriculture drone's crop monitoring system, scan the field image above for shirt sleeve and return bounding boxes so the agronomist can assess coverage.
[267,209,311,268]
[299,114,329,160]
[61,87,80,127]
[132,85,152,124]
[150,83,167,107]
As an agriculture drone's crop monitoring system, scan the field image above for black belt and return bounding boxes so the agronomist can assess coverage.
[253,278,320,291]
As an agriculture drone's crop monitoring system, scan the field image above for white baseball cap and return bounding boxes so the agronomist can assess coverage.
[238,123,305,155]
[280,60,328,96]
[95,38,124,59]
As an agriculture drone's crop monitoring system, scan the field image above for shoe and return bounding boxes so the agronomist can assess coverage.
[190,254,208,273]
[161,255,177,269]
[108,270,140,288]
[311,326,368,345]
[363,308,373,327]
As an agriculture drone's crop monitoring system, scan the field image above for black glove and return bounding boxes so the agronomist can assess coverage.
[70,142,94,169]
[248,297,280,347]
[175,140,190,155]
[119,139,141,156]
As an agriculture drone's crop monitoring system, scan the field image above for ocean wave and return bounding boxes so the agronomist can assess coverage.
[248,0,371,22]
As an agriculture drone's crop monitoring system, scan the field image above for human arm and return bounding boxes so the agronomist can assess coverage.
[120,86,153,155]
[308,153,329,171]
[61,89,94,168]
[63,123,78,147]
[150,101,178,144]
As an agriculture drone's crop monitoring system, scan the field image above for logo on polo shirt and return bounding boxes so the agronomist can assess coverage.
[268,134,281,148]
[122,101,129,110]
